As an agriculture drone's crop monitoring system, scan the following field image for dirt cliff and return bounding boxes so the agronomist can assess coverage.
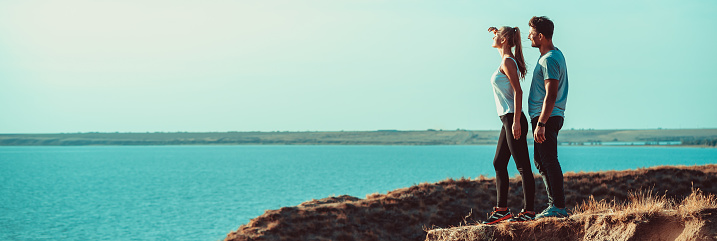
[225,165,717,241]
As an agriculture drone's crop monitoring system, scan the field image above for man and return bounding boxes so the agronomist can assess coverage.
[527,16,569,219]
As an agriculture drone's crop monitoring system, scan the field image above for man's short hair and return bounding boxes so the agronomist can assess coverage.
[529,16,554,39]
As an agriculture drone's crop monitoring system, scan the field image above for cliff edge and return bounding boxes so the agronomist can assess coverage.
[225,165,717,241]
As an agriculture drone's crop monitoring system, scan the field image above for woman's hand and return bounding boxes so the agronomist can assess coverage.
[512,120,521,140]
[488,27,498,34]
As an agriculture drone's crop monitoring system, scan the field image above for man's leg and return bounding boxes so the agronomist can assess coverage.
[533,116,566,208]
[531,118,553,206]
[543,116,565,208]
[532,116,565,208]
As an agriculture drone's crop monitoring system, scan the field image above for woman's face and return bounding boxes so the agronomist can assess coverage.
[491,32,504,48]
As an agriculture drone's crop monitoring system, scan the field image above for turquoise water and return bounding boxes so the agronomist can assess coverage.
[1,145,716,240]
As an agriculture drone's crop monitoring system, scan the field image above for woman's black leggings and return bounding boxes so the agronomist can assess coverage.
[493,112,535,211]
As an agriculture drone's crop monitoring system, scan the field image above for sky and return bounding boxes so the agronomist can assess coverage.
[1,0,716,133]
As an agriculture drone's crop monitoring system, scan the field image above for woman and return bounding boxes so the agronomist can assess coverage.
[482,26,535,224]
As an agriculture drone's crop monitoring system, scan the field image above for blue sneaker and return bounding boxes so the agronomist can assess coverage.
[535,205,568,219]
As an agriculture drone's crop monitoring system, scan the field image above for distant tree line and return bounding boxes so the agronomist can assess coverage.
[681,138,717,147]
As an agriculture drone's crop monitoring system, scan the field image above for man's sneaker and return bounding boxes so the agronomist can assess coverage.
[482,207,512,225]
[509,210,535,222]
[535,205,569,219]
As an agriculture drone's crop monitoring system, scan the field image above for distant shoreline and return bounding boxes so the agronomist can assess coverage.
[1,129,716,147]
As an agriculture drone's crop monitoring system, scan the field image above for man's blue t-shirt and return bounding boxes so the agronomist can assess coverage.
[528,48,569,119]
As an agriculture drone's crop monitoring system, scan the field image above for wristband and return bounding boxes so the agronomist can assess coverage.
[538,122,546,127]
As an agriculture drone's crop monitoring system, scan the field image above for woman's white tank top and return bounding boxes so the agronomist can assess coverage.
[490,57,518,116]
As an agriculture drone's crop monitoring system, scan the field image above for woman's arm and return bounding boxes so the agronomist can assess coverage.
[501,58,523,140]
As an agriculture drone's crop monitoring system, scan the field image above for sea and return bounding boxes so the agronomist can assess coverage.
[1,145,716,241]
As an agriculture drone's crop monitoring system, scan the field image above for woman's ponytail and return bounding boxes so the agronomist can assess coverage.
[498,26,527,80]
[512,27,527,80]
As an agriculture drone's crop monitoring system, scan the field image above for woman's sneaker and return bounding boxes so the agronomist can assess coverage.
[482,207,512,225]
[509,210,535,222]
[535,205,569,219]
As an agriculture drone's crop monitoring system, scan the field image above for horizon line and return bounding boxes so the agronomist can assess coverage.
[2,127,717,135]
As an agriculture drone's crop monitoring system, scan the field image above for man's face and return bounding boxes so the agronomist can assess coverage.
[528,27,541,48]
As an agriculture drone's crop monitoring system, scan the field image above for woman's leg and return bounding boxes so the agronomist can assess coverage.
[493,115,512,208]
[504,113,535,211]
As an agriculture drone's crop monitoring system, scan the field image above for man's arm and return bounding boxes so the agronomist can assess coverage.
[533,78,559,143]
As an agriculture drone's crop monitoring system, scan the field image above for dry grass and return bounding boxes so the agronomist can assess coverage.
[427,189,717,241]
[573,188,717,219]
[677,189,717,217]
[572,189,670,220]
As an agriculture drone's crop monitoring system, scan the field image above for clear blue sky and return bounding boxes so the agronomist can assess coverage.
[1,0,716,133]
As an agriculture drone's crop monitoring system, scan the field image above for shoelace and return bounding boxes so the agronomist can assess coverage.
[487,209,506,219]
[515,212,533,219]
[487,210,508,219]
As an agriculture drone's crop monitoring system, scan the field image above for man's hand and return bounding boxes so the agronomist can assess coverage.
[534,126,546,143]
[512,121,521,140]
[535,78,558,144]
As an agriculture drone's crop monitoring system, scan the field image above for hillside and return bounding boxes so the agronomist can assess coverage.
[0,130,496,145]
[1,129,716,146]
[223,164,717,241]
